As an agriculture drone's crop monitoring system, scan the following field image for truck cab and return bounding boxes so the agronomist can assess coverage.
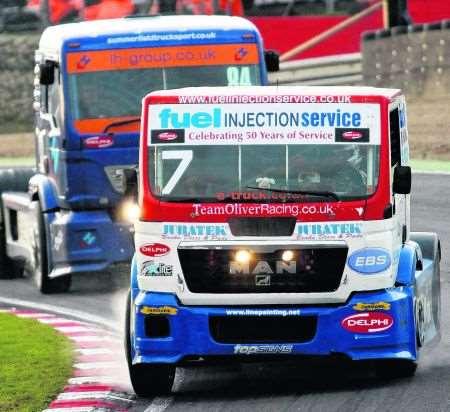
[126,86,441,396]
[1,16,276,293]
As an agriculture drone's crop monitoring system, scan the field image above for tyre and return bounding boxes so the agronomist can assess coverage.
[30,200,71,294]
[375,359,417,380]
[125,290,175,397]
[0,167,35,279]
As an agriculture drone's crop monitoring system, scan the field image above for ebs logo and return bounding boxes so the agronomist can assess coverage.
[348,248,391,274]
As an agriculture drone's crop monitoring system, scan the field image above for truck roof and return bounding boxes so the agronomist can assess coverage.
[147,86,402,100]
[38,15,258,58]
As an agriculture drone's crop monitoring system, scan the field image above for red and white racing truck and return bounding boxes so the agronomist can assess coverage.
[126,86,441,396]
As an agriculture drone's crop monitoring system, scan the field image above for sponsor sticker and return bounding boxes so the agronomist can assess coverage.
[149,103,381,145]
[352,302,391,311]
[140,306,177,315]
[140,243,170,257]
[151,129,185,144]
[192,203,334,217]
[162,223,228,240]
[296,222,363,240]
[225,309,301,317]
[234,344,293,355]
[335,128,370,143]
[141,260,173,277]
[341,312,394,333]
[83,135,114,149]
[347,248,391,274]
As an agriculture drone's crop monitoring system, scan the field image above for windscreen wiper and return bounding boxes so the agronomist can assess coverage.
[103,117,140,134]
[246,186,340,201]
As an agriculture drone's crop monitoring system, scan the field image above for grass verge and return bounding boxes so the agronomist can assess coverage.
[0,313,73,412]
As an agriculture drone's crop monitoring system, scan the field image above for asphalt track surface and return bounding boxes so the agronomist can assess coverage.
[1,173,450,412]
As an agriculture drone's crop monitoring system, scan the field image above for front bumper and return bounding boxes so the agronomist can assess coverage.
[47,209,134,278]
[131,287,417,365]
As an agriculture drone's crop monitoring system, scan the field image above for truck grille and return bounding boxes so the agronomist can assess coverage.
[209,315,317,343]
[178,247,348,294]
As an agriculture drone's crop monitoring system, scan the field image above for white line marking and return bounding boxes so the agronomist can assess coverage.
[15,312,56,318]
[68,376,118,385]
[75,348,116,355]
[413,170,450,175]
[38,317,85,325]
[74,361,122,370]
[0,297,118,331]
[42,408,98,412]
[144,396,174,412]
[55,326,101,334]
[57,391,133,402]
[69,335,116,342]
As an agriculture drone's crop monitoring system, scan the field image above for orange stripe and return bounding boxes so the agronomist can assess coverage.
[74,117,140,134]
[67,44,259,73]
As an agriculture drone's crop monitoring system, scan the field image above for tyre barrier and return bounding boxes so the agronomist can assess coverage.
[362,19,450,97]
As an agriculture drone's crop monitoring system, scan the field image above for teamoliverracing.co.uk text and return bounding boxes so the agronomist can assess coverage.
[192,203,334,217]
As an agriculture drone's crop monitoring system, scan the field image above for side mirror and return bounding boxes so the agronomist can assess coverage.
[393,165,411,194]
[39,61,54,85]
[264,50,280,72]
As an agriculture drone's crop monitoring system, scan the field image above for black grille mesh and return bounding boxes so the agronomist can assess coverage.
[228,217,296,236]
[178,247,348,294]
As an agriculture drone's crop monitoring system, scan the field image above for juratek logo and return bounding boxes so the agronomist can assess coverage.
[341,312,394,333]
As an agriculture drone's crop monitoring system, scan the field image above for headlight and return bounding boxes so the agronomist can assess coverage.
[120,200,140,223]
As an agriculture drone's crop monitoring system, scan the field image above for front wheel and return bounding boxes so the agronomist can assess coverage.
[125,290,175,397]
[30,201,71,294]
[375,359,417,380]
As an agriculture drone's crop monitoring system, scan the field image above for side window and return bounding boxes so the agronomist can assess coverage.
[389,108,401,167]
[48,67,62,127]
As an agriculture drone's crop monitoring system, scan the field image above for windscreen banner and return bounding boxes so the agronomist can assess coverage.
[66,44,259,73]
[148,102,381,146]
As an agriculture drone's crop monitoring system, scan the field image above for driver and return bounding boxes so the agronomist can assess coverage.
[297,145,366,195]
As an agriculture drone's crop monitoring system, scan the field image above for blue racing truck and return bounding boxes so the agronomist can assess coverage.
[0,15,278,293]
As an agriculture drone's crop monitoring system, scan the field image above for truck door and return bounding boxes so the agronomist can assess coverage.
[35,61,66,196]
[389,101,408,244]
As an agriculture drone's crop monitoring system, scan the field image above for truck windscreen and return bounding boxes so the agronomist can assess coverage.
[148,144,380,202]
[65,43,261,131]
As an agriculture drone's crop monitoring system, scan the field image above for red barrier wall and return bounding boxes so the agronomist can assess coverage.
[249,0,450,61]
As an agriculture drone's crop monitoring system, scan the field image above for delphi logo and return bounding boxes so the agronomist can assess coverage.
[151,129,185,144]
[335,128,369,143]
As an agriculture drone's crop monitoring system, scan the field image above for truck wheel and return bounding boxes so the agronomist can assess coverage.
[0,167,35,279]
[125,290,175,397]
[375,359,417,380]
[31,201,71,294]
